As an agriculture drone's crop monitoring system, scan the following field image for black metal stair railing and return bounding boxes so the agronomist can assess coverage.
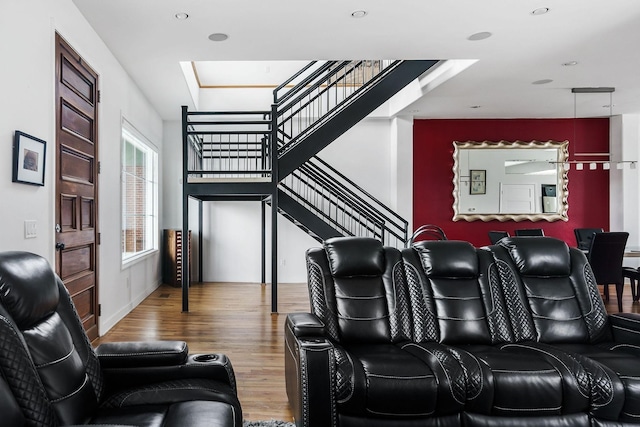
[181,58,416,247]
[273,60,397,156]
[278,156,408,247]
[184,110,272,180]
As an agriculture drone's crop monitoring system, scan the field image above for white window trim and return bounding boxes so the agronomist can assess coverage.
[121,119,159,267]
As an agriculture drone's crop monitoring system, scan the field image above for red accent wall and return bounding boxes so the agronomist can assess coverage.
[413,118,610,247]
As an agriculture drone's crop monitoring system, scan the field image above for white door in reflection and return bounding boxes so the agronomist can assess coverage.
[500,183,535,213]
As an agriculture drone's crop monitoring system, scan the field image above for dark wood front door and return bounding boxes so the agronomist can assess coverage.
[54,33,100,340]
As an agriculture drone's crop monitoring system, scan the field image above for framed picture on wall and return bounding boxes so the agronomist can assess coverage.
[12,131,46,186]
[470,169,486,195]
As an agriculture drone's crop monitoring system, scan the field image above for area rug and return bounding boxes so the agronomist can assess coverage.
[243,421,295,427]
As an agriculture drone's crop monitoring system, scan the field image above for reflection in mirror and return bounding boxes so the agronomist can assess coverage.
[452,140,568,222]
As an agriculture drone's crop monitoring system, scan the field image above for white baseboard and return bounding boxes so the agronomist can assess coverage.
[99,280,161,335]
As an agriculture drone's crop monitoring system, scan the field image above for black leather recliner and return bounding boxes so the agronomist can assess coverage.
[285,236,640,427]
[0,251,242,427]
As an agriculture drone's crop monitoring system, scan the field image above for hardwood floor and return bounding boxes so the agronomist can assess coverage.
[95,280,640,422]
[95,282,309,422]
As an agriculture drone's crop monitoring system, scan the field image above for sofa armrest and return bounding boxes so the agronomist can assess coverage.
[98,345,238,395]
[609,313,640,347]
[286,312,326,338]
[96,341,188,368]
[285,313,335,427]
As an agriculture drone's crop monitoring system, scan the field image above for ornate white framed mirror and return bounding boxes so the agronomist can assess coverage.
[452,140,569,222]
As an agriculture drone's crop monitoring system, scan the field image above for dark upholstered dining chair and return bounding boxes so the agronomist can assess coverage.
[574,227,604,251]
[488,231,510,244]
[514,228,544,237]
[587,231,629,312]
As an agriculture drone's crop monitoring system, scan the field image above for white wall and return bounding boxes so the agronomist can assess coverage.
[391,117,414,232]
[0,0,163,334]
[610,114,640,267]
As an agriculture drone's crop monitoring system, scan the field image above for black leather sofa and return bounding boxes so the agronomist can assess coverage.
[285,236,640,427]
[0,251,242,427]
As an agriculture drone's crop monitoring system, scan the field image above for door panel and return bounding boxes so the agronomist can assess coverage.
[55,33,100,341]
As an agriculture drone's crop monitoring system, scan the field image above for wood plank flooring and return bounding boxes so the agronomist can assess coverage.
[95,282,309,422]
[95,280,640,422]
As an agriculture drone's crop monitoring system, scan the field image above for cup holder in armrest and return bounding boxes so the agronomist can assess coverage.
[193,354,219,363]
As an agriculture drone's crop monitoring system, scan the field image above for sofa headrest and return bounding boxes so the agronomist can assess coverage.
[498,237,570,277]
[0,251,59,328]
[414,240,478,278]
[324,237,385,277]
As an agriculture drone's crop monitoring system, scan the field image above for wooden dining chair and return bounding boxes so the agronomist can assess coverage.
[587,231,629,312]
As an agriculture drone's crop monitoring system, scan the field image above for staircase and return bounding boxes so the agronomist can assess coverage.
[183,59,438,248]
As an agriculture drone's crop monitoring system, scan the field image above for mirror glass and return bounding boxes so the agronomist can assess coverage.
[452,140,569,222]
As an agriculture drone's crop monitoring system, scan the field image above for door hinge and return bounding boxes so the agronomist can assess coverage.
[97,232,101,245]
[97,90,101,103]
[98,161,101,174]
[98,304,102,317]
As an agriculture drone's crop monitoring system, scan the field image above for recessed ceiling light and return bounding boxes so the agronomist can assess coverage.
[562,61,578,66]
[208,33,229,42]
[531,7,550,15]
[175,12,189,20]
[467,32,492,41]
[351,10,368,18]
[532,79,553,85]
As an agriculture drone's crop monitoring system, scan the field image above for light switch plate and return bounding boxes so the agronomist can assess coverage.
[24,220,37,239]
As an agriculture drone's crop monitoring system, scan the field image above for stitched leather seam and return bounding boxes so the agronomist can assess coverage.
[335,295,384,300]
[401,343,463,405]
[611,315,640,324]
[433,296,481,301]
[367,373,434,380]
[36,347,74,368]
[610,343,640,350]
[491,369,556,374]
[532,314,583,321]
[611,325,640,335]
[118,385,225,406]
[366,408,435,416]
[622,411,640,417]
[528,295,576,301]
[336,314,390,321]
[494,405,560,411]
[98,350,184,357]
[438,316,487,321]
[503,344,591,400]
[50,375,88,403]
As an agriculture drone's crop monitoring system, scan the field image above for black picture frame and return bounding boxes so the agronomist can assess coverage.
[12,131,46,186]
[470,169,486,195]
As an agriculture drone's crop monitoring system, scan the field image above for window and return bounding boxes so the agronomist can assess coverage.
[121,120,158,264]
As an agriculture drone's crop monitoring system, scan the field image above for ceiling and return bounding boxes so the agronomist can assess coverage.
[72,0,640,121]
